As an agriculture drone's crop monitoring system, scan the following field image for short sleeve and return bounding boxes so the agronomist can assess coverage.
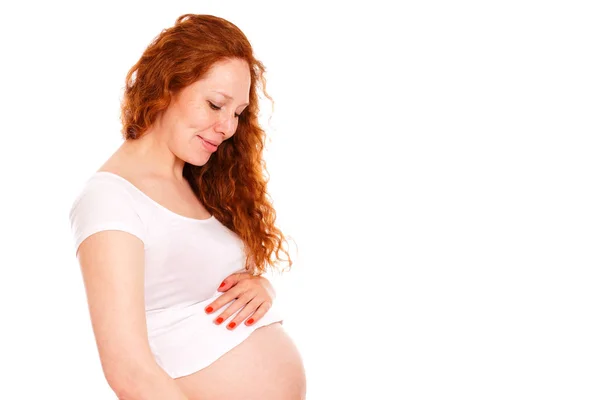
[69,178,146,255]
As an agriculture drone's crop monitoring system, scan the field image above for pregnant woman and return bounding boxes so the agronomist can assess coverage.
[69,14,306,399]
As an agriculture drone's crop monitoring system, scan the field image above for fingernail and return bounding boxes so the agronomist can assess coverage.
[215,317,224,324]
[228,322,236,329]
[219,281,226,288]
[205,306,213,313]
[246,318,255,325]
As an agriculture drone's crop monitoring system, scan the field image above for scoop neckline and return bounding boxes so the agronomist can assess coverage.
[93,171,216,223]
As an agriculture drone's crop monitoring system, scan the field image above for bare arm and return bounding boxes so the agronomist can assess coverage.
[76,230,188,399]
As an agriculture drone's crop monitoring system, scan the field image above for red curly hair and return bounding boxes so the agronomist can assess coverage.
[120,14,293,275]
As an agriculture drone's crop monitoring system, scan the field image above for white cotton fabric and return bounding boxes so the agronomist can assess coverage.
[68,171,283,378]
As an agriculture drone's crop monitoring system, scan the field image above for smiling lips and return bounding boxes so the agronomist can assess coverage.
[198,136,220,152]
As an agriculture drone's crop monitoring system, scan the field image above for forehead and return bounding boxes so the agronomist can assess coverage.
[195,59,251,101]
[205,58,250,81]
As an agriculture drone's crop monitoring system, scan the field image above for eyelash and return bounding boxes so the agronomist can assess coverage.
[209,102,241,118]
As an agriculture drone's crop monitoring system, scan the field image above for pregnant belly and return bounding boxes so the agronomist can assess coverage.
[174,322,306,400]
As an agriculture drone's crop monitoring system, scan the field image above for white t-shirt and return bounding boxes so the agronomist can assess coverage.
[68,171,283,378]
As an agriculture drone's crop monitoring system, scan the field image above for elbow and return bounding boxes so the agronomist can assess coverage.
[103,361,154,399]
[105,368,138,399]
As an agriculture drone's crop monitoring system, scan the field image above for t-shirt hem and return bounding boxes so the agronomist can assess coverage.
[162,318,284,379]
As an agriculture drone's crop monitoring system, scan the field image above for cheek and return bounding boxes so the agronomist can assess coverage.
[185,109,215,131]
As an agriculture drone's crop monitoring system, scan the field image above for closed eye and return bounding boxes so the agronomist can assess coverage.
[209,101,241,118]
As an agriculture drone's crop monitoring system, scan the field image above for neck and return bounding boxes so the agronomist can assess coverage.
[118,129,186,183]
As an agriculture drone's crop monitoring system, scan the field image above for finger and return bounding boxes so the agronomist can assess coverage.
[218,271,251,292]
[213,292,255,328]
[227,297,264,329]
[204,286,243,314]
[243,299,272,327]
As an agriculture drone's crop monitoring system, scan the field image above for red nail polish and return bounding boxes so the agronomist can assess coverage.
[216,317,224,324]
[228,322,236,329]
[247,318,254,325]
[205,306,213,313]
[219,281,226,288]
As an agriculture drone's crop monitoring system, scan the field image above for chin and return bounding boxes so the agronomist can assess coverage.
[186,153,212,167]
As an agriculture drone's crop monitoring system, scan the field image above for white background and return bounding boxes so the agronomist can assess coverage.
[1,1,599,399]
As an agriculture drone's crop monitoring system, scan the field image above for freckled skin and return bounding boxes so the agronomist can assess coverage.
[159,58,251,168]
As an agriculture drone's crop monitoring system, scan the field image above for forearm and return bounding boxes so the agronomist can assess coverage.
[109,362,188,400]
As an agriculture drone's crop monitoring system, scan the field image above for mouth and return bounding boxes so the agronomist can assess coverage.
[198,136,219,152]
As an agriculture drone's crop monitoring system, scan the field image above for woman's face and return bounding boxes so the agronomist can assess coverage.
[162,58,251,166]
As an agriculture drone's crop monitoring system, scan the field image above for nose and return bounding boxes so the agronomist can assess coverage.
[214,114,238,139]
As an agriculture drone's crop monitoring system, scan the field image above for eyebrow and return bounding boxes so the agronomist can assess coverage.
[211,90,249,107]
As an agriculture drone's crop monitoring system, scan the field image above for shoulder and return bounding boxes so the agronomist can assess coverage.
[70,172,138,211]
[69,172,147,256]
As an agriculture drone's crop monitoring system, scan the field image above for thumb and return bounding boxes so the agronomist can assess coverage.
[218,272,244,291]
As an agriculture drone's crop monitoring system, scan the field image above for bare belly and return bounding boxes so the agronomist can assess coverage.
[174,322,306,400]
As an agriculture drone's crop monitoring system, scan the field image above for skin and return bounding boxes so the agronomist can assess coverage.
[208,272,278,330]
